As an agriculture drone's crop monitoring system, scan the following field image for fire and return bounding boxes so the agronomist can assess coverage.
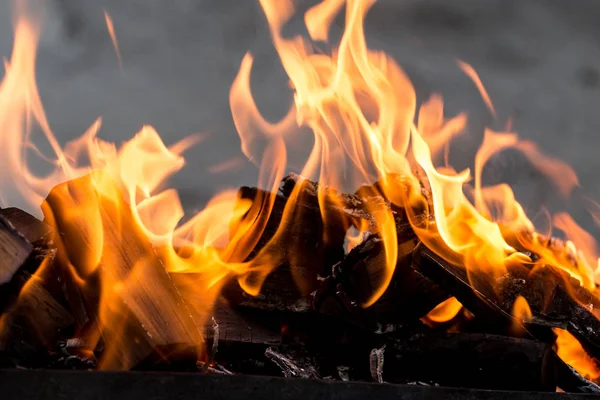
[1,0,600,378]
[554,329,600,381]
[422,297,464,326]
[103,10,123,73]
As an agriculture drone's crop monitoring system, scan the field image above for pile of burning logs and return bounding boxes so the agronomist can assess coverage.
[1,172,600,394]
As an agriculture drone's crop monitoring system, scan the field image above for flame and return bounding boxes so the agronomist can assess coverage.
[104,10,123,73]
[554,329,600,382]
[2,0,600,376]
[456,61,496,118]
[422,297,463,325]
[0,8,280,368]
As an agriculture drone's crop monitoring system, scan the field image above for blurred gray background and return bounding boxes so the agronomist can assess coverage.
[1,0,600,238]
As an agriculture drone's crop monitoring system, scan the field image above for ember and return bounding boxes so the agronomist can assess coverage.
[1,0,600,396]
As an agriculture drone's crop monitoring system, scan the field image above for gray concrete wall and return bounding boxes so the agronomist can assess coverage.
[1,0,600,238]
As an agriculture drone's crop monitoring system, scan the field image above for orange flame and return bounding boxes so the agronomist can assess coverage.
[104,10,123,73]
[422,297,463,325]
[554,328,600,382]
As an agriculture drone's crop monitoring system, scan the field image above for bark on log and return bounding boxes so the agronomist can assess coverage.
[42,172,203,370]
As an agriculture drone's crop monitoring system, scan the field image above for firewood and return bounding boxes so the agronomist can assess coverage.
[42,172,203,370]
[281,173,415,238]
[209,300,282,346]
[552,352,600,393]
[0,275,74,365]
[280,173,378,228]
[412,243,600,360]
[222,186,346,311]
[0,214,35,313]
[382,333,555,391]
[0,208,52,246]
[314,231,448,332]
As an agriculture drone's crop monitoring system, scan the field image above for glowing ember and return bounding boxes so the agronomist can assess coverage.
[1,0,600,380]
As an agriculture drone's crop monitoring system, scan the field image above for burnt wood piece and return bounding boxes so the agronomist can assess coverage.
[280,173,379,228]
[2,369,597,400]
[0,275,74,365]
[0,208,70,318]
[281,173,415,237]
[42,172,203,370]
[209,300,282,346]
[314,232,448,331]
[383,333,555,391]
[222,186,346,312]
[412,243,600,360]
[0,214,35,313]
[552,352,600,393]
[0,208,52,246]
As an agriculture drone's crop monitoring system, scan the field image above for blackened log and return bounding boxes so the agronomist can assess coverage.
[413,243,600,360]
[281,173,413,237]
[42,172,203,370]
[280,173,378,228]
[0,208,70,318]
[315,232,448,332]
[222,186,346,311]
[552,352,600,393]
[0,214,35,313]
[209,300,282,346]
[0,276,74,365]
[383,333,555,391]
[412,243,515,327]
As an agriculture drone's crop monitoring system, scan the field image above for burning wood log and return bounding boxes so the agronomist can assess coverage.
[0,275,74,366]
[412,243,600,360]
[382,333,555,391]
[280,173,379,228]
[0,213,35,313]
[222,185,347,311]
[208,300,282,346]
[0,207,53,246]
[42,172,203,370]
[552,352,600,393]
[314,232,448,331]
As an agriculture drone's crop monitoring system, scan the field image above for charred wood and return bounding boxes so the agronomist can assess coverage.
[280,173,378,228]
[315,232,448,332]
[208,300,282,346]
[383,333,555,391]
[0,207,52,246]
[0,276,74,366]
[552,352,600,393]
[0,214,35,313]
[222,186,345,312]
[412,243,600,361]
